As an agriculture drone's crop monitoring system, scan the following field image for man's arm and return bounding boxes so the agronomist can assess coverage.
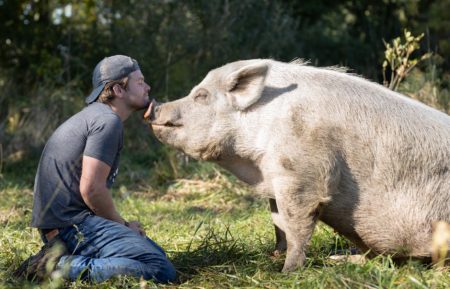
[80,155,146,236]
[79,155,125,224]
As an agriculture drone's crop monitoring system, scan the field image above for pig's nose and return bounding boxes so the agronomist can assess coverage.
[152,102,163,120]
[154,104,161,115]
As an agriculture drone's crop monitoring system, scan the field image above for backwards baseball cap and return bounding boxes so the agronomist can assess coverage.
[85,55,140,104]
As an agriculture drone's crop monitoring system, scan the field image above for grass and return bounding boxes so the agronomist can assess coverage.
[0,152,449,289]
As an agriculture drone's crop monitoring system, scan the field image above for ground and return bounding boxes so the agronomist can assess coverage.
[0,155,449,289]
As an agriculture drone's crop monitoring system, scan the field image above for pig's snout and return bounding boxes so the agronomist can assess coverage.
[149,103,183,128]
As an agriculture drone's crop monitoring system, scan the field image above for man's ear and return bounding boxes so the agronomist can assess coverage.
[112,83,124,98]
[226,62,268,111]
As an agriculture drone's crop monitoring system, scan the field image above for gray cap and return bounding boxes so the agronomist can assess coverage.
[85,55,140,104]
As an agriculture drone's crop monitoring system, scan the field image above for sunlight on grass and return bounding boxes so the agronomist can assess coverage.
[1,163,449,288]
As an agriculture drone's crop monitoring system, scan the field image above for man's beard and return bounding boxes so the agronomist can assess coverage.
[134,96,150,111]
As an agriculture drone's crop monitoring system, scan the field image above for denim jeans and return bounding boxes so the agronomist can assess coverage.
[52,215,176,283]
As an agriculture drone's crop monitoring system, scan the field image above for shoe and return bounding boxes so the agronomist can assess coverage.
[14,237,69,281]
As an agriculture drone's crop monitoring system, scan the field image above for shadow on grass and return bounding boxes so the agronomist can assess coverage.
[169,224,281,283]
[171,246,250,283]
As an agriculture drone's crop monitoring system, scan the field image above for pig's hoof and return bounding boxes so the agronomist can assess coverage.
[281,263,299,273]
[281,258,303,272]
[270,249,285,260]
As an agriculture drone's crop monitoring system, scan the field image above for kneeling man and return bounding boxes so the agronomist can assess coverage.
[16,55,176,283]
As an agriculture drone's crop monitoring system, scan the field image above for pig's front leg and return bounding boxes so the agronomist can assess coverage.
[269,198,287,254]
[273,179,322,272]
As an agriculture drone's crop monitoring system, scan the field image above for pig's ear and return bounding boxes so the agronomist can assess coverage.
[226,62,268,110]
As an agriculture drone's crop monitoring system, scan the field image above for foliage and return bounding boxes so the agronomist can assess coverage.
[379,27,449,114]
[382,29,432,91]
[398,56,450,113]
[0,0,449,161]
[0,1,449,287]
[0,0,300,158]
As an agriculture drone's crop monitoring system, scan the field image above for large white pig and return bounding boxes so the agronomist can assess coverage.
[146,59,450,272]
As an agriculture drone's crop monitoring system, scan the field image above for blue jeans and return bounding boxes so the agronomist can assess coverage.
[52,215,176,283]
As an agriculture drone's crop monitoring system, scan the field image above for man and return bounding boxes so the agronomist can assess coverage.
[15,55,176,283]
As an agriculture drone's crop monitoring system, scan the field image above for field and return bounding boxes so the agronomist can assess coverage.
[0,152,449,289]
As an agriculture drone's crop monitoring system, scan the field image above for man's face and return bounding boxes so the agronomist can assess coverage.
[123,70,151,110]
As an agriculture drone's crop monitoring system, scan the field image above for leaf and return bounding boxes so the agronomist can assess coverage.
[421,52,433,60]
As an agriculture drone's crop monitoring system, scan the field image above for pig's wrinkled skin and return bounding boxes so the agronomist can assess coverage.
[147,59,450,272]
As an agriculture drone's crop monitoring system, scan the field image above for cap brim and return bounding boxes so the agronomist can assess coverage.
[85,84,105,104]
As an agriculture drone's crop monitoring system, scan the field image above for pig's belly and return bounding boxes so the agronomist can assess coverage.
[323,190,436,258]
[319,204,370,252]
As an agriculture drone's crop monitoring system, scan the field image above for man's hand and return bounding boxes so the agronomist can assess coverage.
[127,220,147,237]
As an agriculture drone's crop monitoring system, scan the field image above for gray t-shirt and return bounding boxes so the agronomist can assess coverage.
[31,103,123,229]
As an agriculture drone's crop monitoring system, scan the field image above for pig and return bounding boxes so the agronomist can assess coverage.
[146,59,450,272]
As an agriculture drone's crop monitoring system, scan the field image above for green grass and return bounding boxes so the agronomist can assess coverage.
[0,155,449,289]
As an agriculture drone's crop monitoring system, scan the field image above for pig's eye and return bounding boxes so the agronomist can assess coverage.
[194,89,210,104]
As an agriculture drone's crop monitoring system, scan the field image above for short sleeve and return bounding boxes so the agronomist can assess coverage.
[84,114,123,167]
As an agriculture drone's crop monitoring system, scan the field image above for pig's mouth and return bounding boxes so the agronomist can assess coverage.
[151,121,183,128]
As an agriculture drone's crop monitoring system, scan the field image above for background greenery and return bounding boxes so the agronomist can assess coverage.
[0,0,449,288]
[1,0,449,160]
